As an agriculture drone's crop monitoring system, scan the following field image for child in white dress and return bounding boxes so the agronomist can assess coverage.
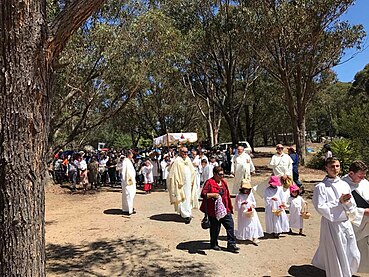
[287,184,306,236]
[235,180,264,245]
[264,176,289,238]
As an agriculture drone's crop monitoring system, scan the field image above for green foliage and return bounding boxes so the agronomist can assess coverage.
[350,63,369,96]
[306,148,326,170]
[48,0,369,158]
[86,126,133,150]
[330,138,356,175]
[307,80,351,138]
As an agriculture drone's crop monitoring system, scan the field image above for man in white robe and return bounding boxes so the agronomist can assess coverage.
[231,146,255,195]
[342,160,369,273]
[312,157,360,277]
[121,151,136,215]
[167,147,198,224]
[269,144,293,203]
[191,149,202,199]
[160,154,171,190]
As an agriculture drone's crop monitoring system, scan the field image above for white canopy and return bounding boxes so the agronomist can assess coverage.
[153,133,198,147]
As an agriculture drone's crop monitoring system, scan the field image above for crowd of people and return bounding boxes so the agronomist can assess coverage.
[50,143,369,277]
[51,147,233,192]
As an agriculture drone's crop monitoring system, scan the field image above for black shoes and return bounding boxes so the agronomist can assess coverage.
[122,209,136,216]
[211,245,221,251]
[227,245,240,253]
[184,217,192,224]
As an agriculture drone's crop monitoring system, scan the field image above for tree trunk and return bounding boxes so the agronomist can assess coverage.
[224,114,239,145]
[293,116,307,166]
[0,0,105,275]
[0,1,48,275]
[207,119,214,147]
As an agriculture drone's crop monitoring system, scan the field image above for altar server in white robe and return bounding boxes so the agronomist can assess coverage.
[191,149,202,198]
[312,157,360,277]
[342,160,369,273]
[160,154,171,190]
[167,147,198,224]
[269,144,293,203]
[231,146,255,195]
[235,179,264,245]
[264,176,289,238]
[121,151,136,215]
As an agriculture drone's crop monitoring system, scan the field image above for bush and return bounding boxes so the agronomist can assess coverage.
[306,148,326,170]
[330,138,356,175]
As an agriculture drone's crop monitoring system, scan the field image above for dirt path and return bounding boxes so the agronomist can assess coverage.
[45,151,369,277]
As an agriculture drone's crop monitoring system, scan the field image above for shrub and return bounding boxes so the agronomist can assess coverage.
[330,138,356,175]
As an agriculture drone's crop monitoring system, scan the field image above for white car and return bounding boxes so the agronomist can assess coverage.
[212,141,252,155]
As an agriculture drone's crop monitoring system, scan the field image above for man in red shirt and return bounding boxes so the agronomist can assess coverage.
[200,166,239,253]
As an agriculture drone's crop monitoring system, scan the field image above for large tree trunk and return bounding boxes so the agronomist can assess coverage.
[0,1,105,275]
[223,113,239,145]
[0,1,48,275]
[293,116,307,166]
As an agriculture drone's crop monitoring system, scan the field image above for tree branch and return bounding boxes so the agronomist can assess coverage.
[47,0,106,61]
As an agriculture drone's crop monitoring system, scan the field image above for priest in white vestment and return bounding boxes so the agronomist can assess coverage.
[231,146,255,195]
[342,160,369,273]
[167,147,198,224]
[121,151,136,215]
[312,157,360,277]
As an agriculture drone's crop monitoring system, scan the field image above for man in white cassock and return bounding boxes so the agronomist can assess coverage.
[312,157,360,277]
[231,146,255,195]
[167,147,198,224]
[342,160,369,273]
[191,149,202,199]
[121,151,136,215]
[269,144,293,202]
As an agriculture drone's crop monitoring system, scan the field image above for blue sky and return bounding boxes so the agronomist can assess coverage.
[333,0,369,82]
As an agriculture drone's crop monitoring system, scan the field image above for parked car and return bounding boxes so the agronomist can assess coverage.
[212,141,252,154]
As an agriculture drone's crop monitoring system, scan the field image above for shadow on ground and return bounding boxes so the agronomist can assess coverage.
[288,265,326,277]
[149,213,187,223]
[103,208,124,215]
[176,240,209,255]
[47,237,213,276]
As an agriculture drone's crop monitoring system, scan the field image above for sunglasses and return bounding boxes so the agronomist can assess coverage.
[217,173,224,177]
[276,147,284,150]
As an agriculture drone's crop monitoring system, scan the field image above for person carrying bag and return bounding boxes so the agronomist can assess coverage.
[199,166,239,253]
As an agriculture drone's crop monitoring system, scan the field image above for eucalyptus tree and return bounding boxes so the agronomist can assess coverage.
[306,75,350,140]
[0,0,106,274]
[162,0,259,145]
[337,65,369,163]
[238,73,290,147]
[350,63,369,95]
[242,0,365,163]
[50,0,151,152]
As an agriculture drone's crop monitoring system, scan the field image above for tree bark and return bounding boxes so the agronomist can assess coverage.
[0,0,105,275]
[0,2,48,275]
